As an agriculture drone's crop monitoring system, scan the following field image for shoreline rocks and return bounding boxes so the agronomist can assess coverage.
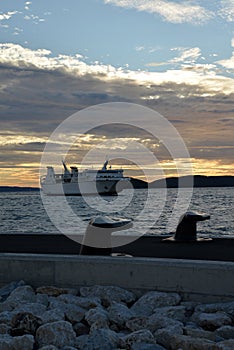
[0,281,233,349]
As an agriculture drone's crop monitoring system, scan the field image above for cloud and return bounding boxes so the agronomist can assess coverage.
[104,0,213,24]
[170,47,201,64]
[216,37,234,69]
[219,0,234,22]
[0,11,19,21]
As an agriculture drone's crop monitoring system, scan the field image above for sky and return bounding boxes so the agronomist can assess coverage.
[0,0,233,186]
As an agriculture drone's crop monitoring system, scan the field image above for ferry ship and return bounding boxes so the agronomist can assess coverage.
[40,160,128,196]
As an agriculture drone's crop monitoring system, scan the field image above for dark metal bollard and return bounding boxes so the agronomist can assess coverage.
[174,211,210,242]
[79,216,132,255]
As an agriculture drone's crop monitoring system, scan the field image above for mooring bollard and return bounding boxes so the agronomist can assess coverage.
[79,216,132,255]
[174,211,210,242]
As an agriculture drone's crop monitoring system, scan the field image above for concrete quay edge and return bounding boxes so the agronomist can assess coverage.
[0,253,234,302]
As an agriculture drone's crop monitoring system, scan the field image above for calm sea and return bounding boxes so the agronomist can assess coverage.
[0,187,233,237]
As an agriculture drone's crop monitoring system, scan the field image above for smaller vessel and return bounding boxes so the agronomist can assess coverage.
[40,160,129,196]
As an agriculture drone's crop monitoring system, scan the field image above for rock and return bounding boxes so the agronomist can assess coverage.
[36,286,77,296]
[120,329,155,348]
[215,325,234,340]
[76,329,120,350]
[131,344,166,350]
[155,330,217,350]
[80,285,135,305]
[38,346,59,350]
[40,309,65,324]
[108,302,135,327]
[216,339,234,350]
[125,316,148,332]
[0,311,16,325]
[6,285,36,307]
[195,301,234,319]
[0,324,10,334]
[49,299,85,323]
[147,314,184,333]
[85,307,109,330]
[62,347,78,350]
[36,293,49,307]
[14,302,47,317]
[73,322,90,336]
[184,325,220,342]
[153,305,189,322]
[193,312,232,331]
[0,334,34,350]
[11,312,42,336]
[0,281,25,302]
[131,291,181,316]
[36,321,76,349]
[58,294,101,310]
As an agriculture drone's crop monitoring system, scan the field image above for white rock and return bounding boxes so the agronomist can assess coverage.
[147,314,184,333]
[0,281,25,301]
[85,307,109,329]
[125,316,147,332]
[80,285,135,304]
[49,299,85,323]
[215,325,234,340]
[0,324,10,334]
[120,329,155,348]
[131,344,166,350]
[155,330,217,350]
[216,339,234,350]
[0,334,34,350]
[36,321,76,349]
[40,309,65,324]
[131,291,181,316]
[193,312,232,331]
[14,302,47,317]
[153,305,188,322]
[58,294,101,309]
[76,328,120,350]
[195,301,234,320]
[108,302,135,327]
[6,285,36,307]
[184,325,219,341]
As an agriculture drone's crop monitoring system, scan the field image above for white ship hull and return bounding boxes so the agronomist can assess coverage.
[41,179,121,196]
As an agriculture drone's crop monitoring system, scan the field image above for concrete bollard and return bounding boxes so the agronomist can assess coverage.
[79,216,132,255]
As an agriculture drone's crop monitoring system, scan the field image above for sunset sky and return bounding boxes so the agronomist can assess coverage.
[0,0,233,186]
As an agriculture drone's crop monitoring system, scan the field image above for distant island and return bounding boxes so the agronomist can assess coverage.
[0,175,233,192]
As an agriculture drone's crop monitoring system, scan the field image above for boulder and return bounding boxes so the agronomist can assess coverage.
[40,309,65,324]
[108,302,135,327]
[193,312,232,331]
[14,302,47,317]
[73,322,90,336]
[11,312,42,336]
[36,321,76,349]
[131,344,166,350]
[215,325,234,340]
[131,291,181,316]
[76,328,120,350]
[0,324,10,334]
[0,334,34,350]
[126,316,148,332]
[153,305,189,322]
[147,314,183,333]
[216,339,234,350]
[36,286,77,296]
[49,299,85,324]
[6,285,36,307]
[195,301,234,319]
[85,307,109,330]
[184,325,221,342]
[0,281,25,302]
[38,346,59,350]
[80,285,135,305]
[120,329,155,348]
[58,294,101,310]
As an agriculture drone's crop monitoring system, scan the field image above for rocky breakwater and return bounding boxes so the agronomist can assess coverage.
[0,281,234,349]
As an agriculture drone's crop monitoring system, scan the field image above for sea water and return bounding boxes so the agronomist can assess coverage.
[0,187,233,237]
